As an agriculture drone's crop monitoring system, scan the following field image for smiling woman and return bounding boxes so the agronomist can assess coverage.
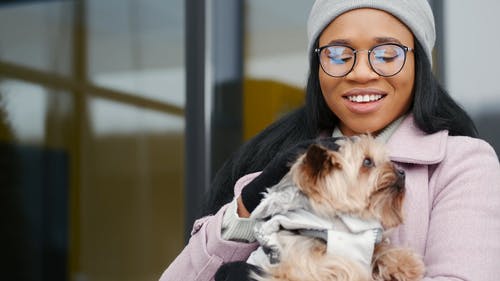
[317,8,415,137]
[159,1,500,280]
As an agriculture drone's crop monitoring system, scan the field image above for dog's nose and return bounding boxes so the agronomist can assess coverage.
[396,168,405,180]
[394,168,405,190]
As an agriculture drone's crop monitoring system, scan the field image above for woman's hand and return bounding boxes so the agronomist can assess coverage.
[238,137,341,217]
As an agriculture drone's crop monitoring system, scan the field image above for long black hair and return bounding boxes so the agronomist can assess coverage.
[203,38,478,216]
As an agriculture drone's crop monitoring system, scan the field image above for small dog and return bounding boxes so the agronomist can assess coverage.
[216,135,424,281]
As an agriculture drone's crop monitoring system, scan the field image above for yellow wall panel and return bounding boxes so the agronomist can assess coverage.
[243,79,305,140]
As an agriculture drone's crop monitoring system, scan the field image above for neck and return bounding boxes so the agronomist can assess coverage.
[332,115,406,144]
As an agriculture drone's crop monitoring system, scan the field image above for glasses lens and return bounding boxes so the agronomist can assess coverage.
[370,44,406,76]
[320,46,355,77]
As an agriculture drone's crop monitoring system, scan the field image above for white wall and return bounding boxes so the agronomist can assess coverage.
[444,0,500,115]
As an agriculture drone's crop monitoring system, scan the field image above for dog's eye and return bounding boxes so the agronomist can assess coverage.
[363,157,374,168]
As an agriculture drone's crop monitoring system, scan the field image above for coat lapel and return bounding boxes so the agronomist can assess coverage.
[387,115,448,165]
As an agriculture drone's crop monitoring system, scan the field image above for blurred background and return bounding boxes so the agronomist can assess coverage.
[0,0,498,280]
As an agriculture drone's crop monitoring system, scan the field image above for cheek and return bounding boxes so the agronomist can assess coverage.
[393,72,415,110]
[318,67,329,93]
[395,60,415,102]
[319,70,342,107]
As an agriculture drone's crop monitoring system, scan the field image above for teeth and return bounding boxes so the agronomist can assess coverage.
[348,94,383,103]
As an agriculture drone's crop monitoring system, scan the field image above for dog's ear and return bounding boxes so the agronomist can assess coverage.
[296,144,342,203]
[303,144,340,180]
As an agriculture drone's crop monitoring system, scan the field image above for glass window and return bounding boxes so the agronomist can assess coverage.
[0,2,73,75]
[80,97,184,281]
[87,0,184,106]
[243,0,313,139]
[0,1,185,280]
[0,79,72,280]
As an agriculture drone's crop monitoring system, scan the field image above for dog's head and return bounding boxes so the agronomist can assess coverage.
[290,135,405,229]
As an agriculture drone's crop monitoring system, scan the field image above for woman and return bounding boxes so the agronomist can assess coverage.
[160,0,500,280]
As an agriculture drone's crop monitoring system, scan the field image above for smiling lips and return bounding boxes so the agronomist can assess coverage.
[342,89,387,113]
[347,94,384,103]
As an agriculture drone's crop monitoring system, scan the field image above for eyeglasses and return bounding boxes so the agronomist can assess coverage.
[314,43,413,78]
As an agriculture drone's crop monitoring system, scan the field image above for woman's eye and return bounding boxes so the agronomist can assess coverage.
[372,47,401,63]
[329,55,351,65]
[363,157,374,167]
[325,46,353,65]
[374,54,398,63]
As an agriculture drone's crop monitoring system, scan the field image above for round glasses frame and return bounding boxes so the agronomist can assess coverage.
[314,43,413,78]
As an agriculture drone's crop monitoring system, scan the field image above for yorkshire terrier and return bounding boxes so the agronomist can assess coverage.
[215,135,425,281]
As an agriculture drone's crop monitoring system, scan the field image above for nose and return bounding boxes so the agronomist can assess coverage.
[346,54,379,82]
[395,168,405,190]
[396,168,405,180]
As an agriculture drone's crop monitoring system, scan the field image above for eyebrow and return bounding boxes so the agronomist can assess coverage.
[324,37,403,46]
[325,39,352,45]
[374,37,403,45]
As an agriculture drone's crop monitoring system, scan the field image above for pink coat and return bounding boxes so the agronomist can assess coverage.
[159,115,500,281]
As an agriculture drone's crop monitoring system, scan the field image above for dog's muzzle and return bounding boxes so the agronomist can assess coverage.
[394,168,405,191]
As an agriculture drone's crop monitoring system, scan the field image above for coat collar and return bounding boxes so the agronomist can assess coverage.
[387,114,448,165]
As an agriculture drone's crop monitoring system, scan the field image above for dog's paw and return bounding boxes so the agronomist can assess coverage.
[372,247,425,281]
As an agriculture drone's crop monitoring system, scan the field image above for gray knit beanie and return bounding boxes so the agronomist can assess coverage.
[307,0,436,65]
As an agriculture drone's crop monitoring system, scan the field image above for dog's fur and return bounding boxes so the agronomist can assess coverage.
[216,135,424,281]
